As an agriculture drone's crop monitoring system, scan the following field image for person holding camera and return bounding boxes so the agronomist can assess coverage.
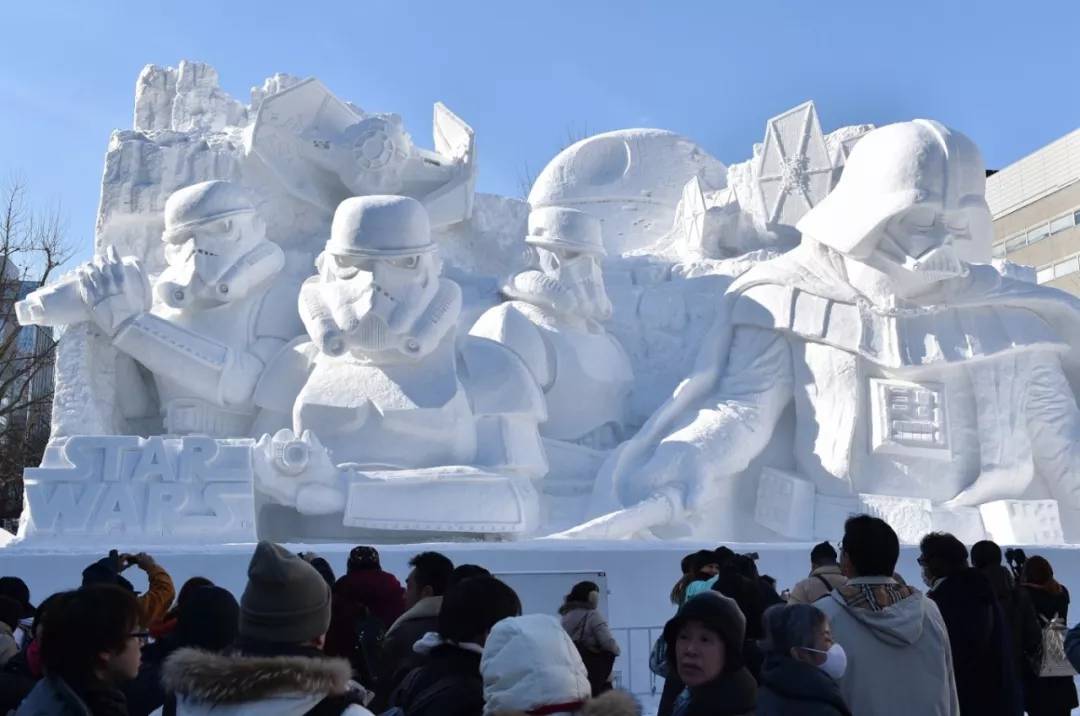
[82,551,176,630]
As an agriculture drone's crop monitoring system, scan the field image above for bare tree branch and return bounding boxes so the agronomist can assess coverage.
[0,178,73,518]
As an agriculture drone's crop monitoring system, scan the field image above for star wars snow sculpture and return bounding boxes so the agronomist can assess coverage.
[249,196,548,541]
[18,180,302,437]
[470,207,633,450]
[247,78,477,228]
[753,101,834,231]
[528,129,727,255]
[568,119,1080,545]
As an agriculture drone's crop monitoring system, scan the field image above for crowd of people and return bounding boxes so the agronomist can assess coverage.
[0,515,1079,715]
[658,516,1080,716]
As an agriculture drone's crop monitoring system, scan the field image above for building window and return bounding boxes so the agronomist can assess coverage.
[1038,266,1055,284]
[1054,255,1080,279]
[1006,233,1028,252]
[1028,223,1050,245]
[993,243,1007,259]
[1051,213,1075,235]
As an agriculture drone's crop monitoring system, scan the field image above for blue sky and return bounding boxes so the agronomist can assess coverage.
[2,0,1078,266]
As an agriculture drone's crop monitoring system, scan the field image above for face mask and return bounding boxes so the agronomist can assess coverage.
[538,250,612,320]
[801,643,847,680]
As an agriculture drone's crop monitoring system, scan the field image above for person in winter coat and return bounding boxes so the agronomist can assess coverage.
[1065,620,1080,673]
[682,551,724,601]
[0,587,55,715]
[300,552,338,589]
[756,603,851,716]
[373,551,453,710]
[147,577,213,642]
[662,592,757,716]
[481,613,639,716]
[17,585,143,716]
[391,576,521,716]
[788,543,847,605]
[711,572,764,681]
[560,581,620,694]
[124,585,239,716]
[1020,555,1078,716]
[82,551,176,630]
[325,546,406,664]
[155,542,373,716]
[658,553,711,716]
[920,532,1022,716]
[0,596,23,666]
[816,515,959,716]
[971,540,1042,687]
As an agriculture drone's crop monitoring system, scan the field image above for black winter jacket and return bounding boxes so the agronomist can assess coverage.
[389,644,483,716]
[929,568,1022,716]
[756,654,851,716]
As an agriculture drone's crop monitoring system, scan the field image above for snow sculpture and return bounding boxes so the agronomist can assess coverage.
[249,196,548,540]
[674,178,760,259]
[470,207,633,450]
[20,436,254,544]
[569,119,1080,545]
[528,129,728,255]
[18,180,302,437]
[246,78,477,228]
[753,101,834,231]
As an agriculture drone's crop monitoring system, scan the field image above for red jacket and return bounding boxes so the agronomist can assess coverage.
[325,568,406,658]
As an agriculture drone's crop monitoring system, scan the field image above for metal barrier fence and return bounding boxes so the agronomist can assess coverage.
[610,626,666,696]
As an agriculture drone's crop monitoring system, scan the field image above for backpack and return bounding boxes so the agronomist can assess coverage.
[349,606,388,687]
[383,667,468,716]
[1032,613,1078,678]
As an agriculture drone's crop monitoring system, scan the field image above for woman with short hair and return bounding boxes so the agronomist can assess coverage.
[756,604,851,716]
[17,584,143,715]
[662,592,756,716]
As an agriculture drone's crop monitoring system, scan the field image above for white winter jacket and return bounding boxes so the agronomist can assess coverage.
[481,614,592,715]
[151,648,374,716]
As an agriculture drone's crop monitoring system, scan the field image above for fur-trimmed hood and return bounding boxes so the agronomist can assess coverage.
[491,689,640,716]
[157,648,373,716]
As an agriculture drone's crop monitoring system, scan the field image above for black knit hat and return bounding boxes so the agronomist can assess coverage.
[348,546,381,572]
[176,585,239,651]
[663,591,747,673]
[0,577,35,618]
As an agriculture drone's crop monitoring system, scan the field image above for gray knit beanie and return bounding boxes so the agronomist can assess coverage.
[240,541,331,644]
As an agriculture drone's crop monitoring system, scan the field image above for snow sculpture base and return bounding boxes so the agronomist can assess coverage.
[754,468,1072,546]
[20,436,255,544]
[980,500,1065,545]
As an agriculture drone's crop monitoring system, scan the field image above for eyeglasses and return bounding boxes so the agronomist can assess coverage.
[129,631,150,644]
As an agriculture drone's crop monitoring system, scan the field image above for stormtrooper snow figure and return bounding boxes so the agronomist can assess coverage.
[41,180,301,437]
[572,120,1080,543]
[251,195,548,540]
[470,206,633,449]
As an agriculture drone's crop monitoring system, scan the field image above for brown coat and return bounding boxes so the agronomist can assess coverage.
[787,565,846,605]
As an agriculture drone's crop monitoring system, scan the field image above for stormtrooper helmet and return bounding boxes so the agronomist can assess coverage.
[158,180,277,307]
[525,206,612,320]
[316,196,442,352]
